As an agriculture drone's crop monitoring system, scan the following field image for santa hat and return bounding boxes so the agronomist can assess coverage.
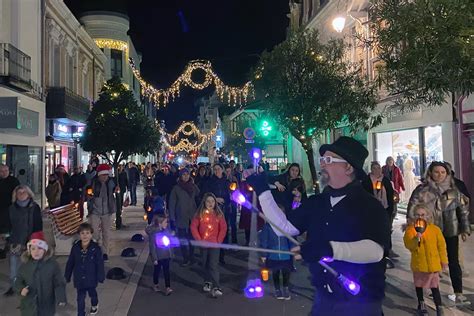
[28,231,48,252]
[97,164,111,176]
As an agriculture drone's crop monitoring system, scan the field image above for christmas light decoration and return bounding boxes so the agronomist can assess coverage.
[161,121,217,153]
[95,39,128,53]
[129,58,255,108]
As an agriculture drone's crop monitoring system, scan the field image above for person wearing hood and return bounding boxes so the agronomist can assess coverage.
[15,232,66,316]
[169,168,200,266]
[4,185,43,297]
[407,161,471,305]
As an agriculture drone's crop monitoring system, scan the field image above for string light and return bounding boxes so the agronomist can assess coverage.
[95,39,128,54]
[129,58,255,108]
[161,121,218,153]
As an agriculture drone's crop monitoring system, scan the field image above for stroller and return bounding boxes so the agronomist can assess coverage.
[144,187,166,224]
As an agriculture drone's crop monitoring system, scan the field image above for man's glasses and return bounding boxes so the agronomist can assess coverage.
[319,156,347,165]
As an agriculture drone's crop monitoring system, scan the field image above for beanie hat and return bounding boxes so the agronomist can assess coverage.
[28,231,48,252]
[179,168,190,177]
[97,164,111,176]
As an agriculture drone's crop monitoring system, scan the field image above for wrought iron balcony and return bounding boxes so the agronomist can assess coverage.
[0,43,32,90]
[46,87,90,123]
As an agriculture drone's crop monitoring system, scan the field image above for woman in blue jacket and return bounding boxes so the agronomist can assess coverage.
[259,204,294,301]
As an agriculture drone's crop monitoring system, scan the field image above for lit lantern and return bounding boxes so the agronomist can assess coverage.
[86,187,93,196]
[414,218,427,246]
[147,206,152,212]
[261,268,269,282]
[373,181,382,190]
[143,214,148,221]
[229,182,238,191]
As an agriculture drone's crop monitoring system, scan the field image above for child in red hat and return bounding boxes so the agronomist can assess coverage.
[15,231,67,315]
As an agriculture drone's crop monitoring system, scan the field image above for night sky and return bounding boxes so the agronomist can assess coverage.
[64,0,289,130]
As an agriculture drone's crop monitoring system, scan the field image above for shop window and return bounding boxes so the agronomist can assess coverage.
[424,125,443,167]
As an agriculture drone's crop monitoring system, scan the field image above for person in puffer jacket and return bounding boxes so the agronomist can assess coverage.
[259,204,295,301]
[190,193,227,299]
[407,161,470,305]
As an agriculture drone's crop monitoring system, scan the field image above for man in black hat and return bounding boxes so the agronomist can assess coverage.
[247,136,390,316]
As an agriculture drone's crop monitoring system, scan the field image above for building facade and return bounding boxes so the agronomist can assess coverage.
[79,10,157,163]
[44,0,107,176]
[197,94,222,163]
[292,0,469,204]
[0,0,45,205]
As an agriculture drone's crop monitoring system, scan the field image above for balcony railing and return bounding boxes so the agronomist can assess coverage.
[46,87,91,123]
[0,43,31,87]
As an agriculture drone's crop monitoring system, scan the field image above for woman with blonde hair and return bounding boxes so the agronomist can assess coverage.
[4,185,43,296]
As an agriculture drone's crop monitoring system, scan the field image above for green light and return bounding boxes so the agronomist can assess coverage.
[260,120,272,137]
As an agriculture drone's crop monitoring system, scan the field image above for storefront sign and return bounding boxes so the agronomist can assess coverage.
[386,106,422,124]
[53,122,71,139]
[0,97,19,128]
[72,126,85,139]
[16,107,39,136]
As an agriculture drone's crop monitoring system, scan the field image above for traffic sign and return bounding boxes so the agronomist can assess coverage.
[243,127,256,140]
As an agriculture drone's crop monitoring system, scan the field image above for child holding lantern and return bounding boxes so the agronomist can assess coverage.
[259,204,295,300]
[403,204,448,316]
[190,193,227,298]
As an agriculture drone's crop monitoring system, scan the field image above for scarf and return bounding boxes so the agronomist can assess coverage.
[178,179,195,196]
[16,199,31,207]
[435,174,452,195]
[370,174,388,209]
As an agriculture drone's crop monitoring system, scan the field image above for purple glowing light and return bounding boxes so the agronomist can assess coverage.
[231,190,247,205]
[255,286,262,293]
[162,236,170,247]
[253,151,260,159]
[338,274,360,296]
[321,257,334,263]
[249,288,255,293]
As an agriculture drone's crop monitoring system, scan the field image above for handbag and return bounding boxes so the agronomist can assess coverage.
[123,192,130,207]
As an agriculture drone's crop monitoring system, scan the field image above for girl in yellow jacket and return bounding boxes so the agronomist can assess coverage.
[404,204,448,316]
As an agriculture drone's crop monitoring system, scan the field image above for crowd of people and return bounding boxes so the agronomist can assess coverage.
[0,134,472,315]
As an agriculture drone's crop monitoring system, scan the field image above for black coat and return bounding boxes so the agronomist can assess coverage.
[61,173,87,205]
[0,175,20,233]
[154,173,176,197]
[288,182,390,302]
[64,240,105,289]
[204,175,230,207]
[9,200,43,246]
[118,171,129,192]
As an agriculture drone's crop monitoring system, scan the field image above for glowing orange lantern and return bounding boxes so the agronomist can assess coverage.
[229,182,238,191]
[261,268,269,281]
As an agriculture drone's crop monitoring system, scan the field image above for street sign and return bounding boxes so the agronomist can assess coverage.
[245,139,254,143]
[243,127,256,140]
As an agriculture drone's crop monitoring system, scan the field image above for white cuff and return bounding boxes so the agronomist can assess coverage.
[330,239,384,264]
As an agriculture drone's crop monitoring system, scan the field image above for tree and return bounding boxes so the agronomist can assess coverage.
[369,0,473,108]
[80,77,161,169]
[254,30,379,188]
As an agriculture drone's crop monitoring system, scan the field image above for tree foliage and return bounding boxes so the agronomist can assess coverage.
[254,29,379,184]
[80,77,161,167]
[370,0,474,108]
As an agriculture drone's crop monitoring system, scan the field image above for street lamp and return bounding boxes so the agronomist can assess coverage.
[332,16,346,33]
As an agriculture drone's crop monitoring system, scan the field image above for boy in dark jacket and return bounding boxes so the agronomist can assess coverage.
[65,223,105,316]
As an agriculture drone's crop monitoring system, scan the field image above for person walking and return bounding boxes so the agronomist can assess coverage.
[45,174,62,210]
[15,232,66,316]
[4,185,43,297]
[0,164,20,259]
[407,161,471,305]
[65,223,105,316]
[127,162,140,206]
[204,164,230,264]
[259,204,295,300]
[116,164,129,229]
[247,137,390,315]
[190,193,227,298]
[146,215,173,296]
[154,165,176,206]
[169,168,199,266]
[404,204,448,316]
[86,164,117,262]
[362,161,396,268]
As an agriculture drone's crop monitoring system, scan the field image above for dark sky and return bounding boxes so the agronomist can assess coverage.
[64,0,289,130]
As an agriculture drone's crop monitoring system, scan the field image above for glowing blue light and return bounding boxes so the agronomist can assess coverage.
[338,274,360,296]
[244,278,264,299]
[177,157,183,163]
[253,151,260,159]
[231,190,251,209]
[255,286,262,293]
